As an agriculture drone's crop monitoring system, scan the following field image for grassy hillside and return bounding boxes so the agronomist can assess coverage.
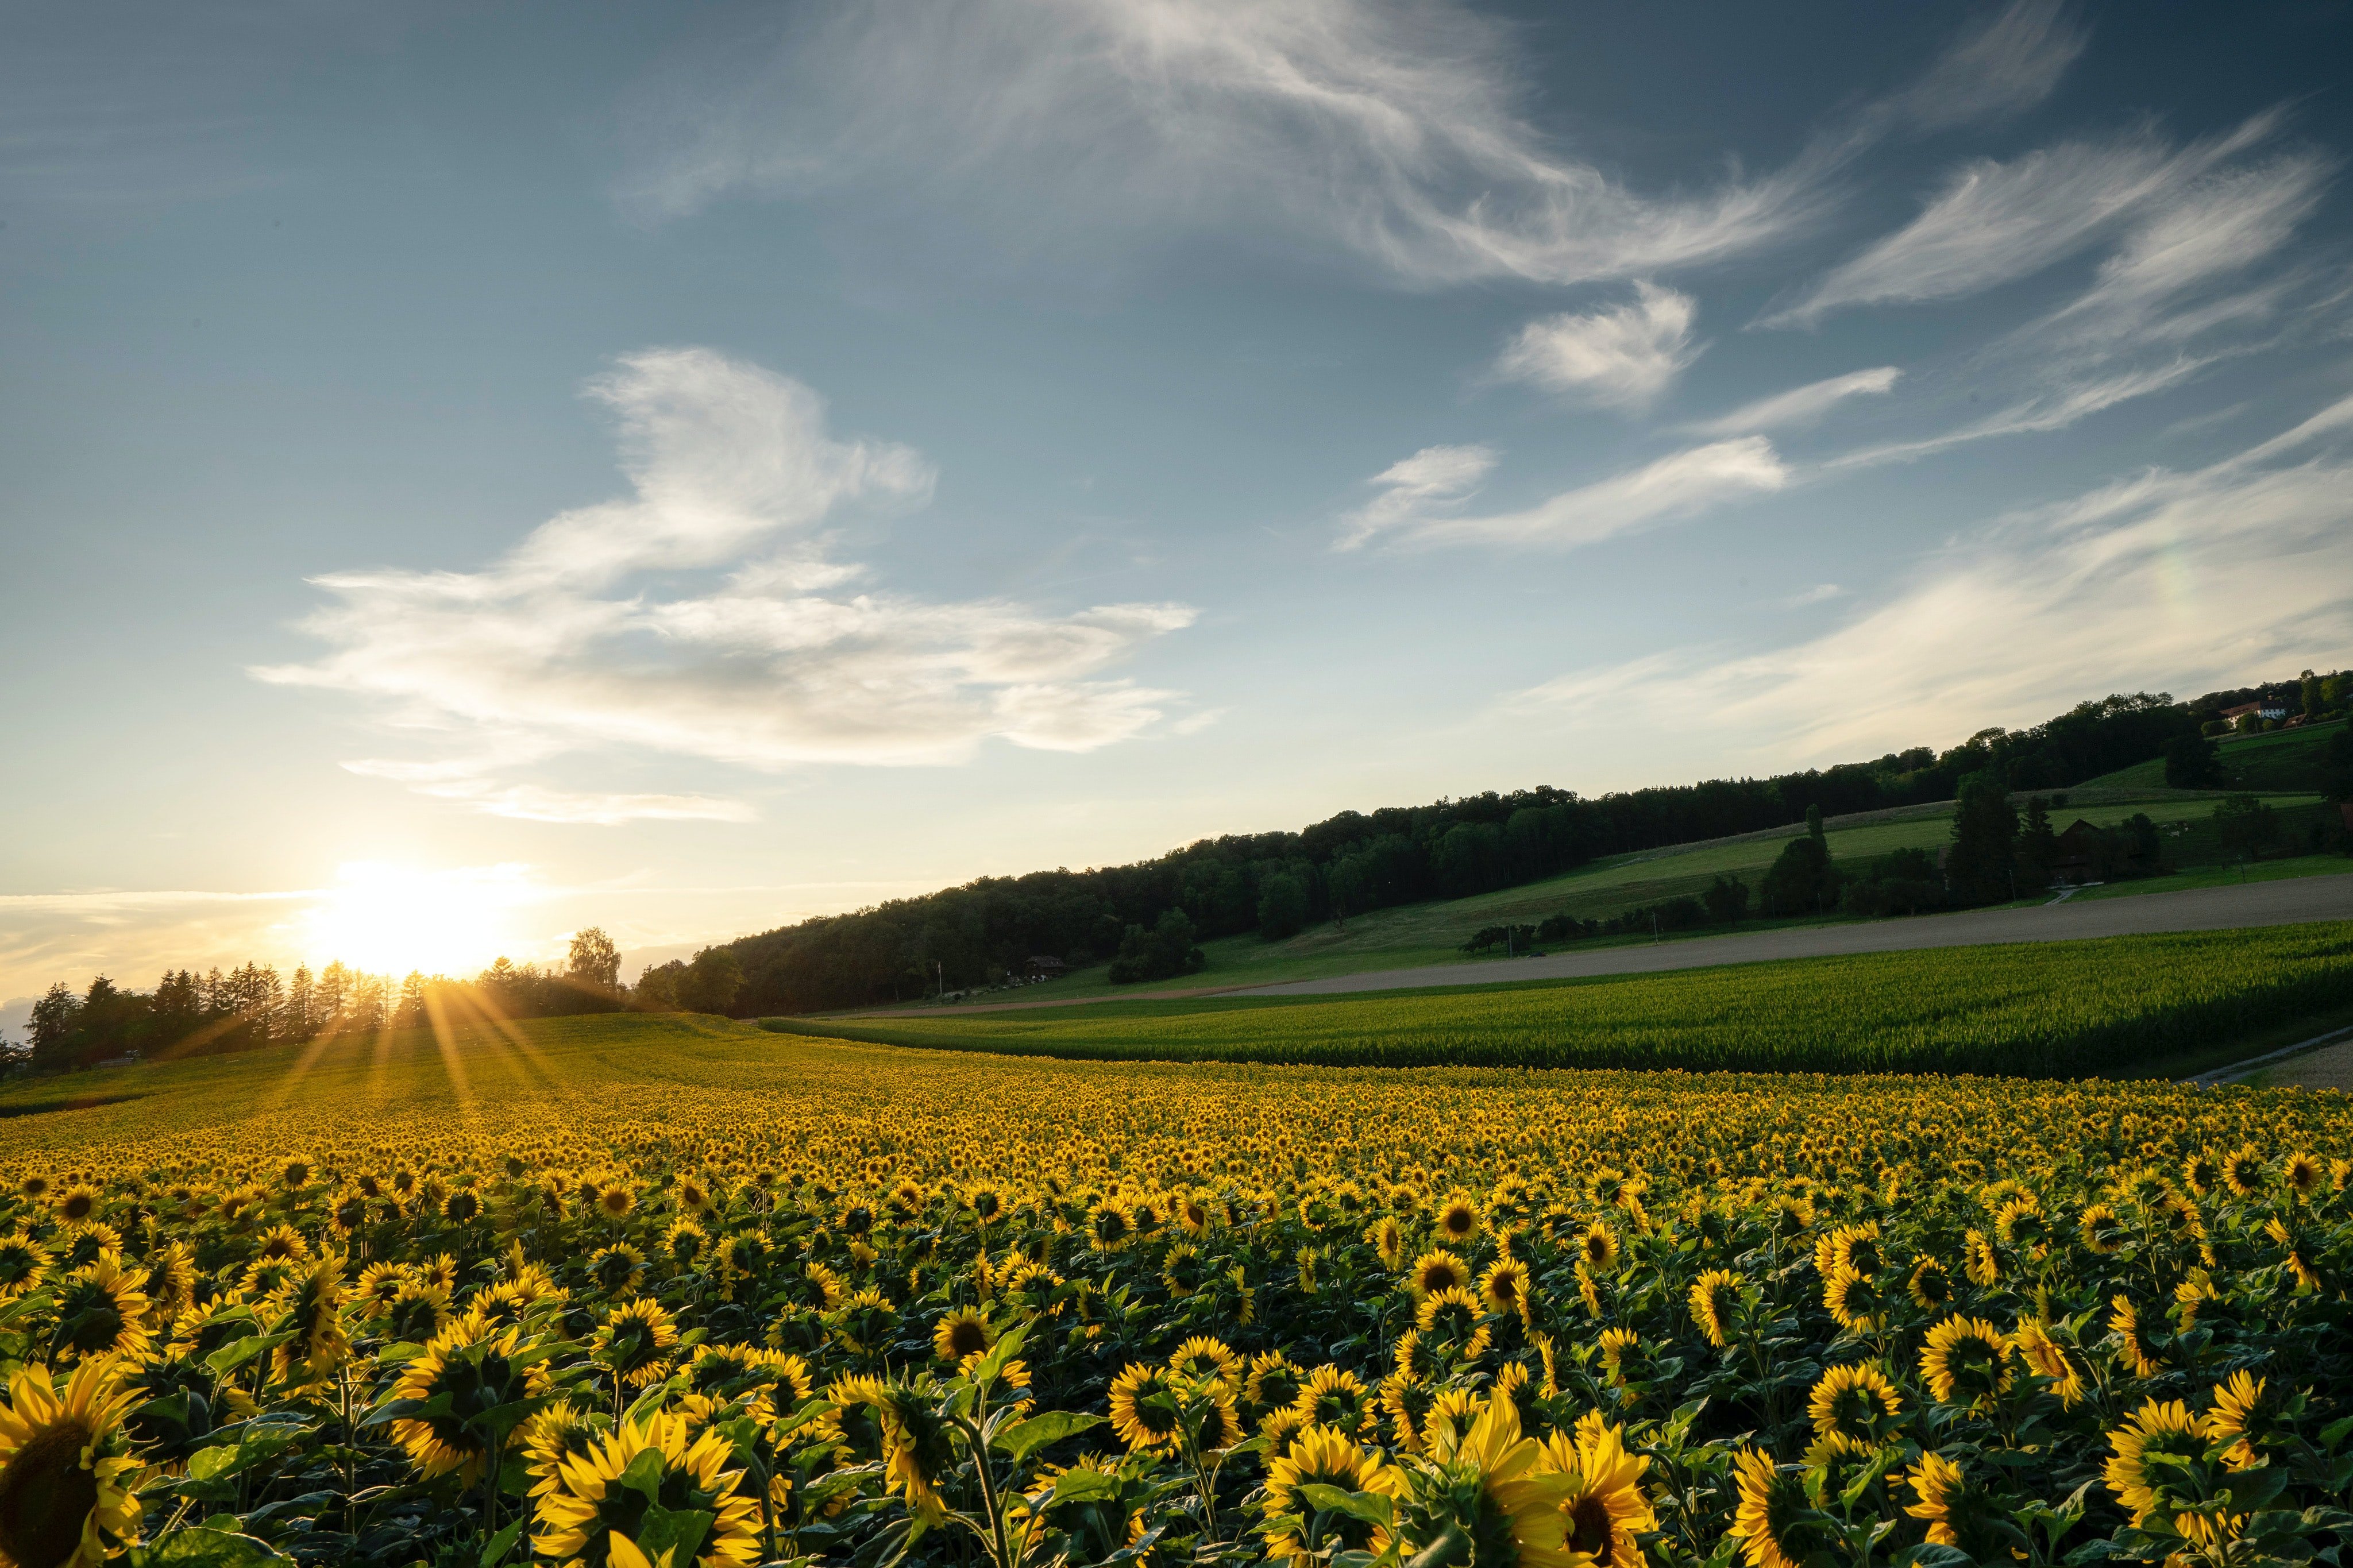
[2076,717,2345,792]
[880,787,2336,1006]
[772,920,2353,1078]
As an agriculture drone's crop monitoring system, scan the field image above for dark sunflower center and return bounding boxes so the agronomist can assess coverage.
[0,1418,101,1568]
[61,1197,93,1223]
[1568,1493,1613,1555]
[946,1320,988,1358]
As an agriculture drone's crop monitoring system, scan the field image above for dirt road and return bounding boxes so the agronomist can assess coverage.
[1234,872,2353,998]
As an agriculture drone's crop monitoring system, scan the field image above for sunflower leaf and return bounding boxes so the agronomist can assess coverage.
[125,1527,295,1566]
[996,1409,1104,1463]
[1298,1485,1394,1528]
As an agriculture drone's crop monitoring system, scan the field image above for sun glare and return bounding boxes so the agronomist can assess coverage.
[302,862,538,976]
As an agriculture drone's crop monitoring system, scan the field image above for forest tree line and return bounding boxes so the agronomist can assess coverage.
[720,672,2347,1013]
[5,928,727,1077]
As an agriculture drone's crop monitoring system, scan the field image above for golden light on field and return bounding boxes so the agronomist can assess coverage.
[300,860,537,975]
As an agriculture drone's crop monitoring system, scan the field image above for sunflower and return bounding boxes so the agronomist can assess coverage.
[2108,1295,2166,1379]
[52,1185,101,1227]
[1380,1373,1436,1453]
[588,1243,646,1299]
[2104,1398,2210,1524]
[1261,1424,1406,1564]
[2182,1152,2220,1197]
[384,1280,452,1343]
[1245,1352,1305,1415]
[1904,1450,2005,1556]
[1108,1363,1182,1451]
[595,1183,636,1223]
[1430,1188,1484,1245]
[2206,1370,2274,1467]
[1365,1214,1405,1270]
[1807,1362,1902,1448]
[844,1380,956,1522]
[825,1288,898,1358]
[661,1219,708,1270]
[592,1297,681,1390]
[2286,1151,2323,1199]
[1688,1268,1743,1347]
[50,1257,153,1365]
[1578,1222,1620,1273]
[522,1399,602,1498]
[534,1411,762,1567]
[1727,1449,1823,1568]
[1086,1199,1134,1252]
[1415,1396,1591,1568]
[1993,1194,2048,1249]
[1815,1221,1882,1280]
[1408,1248,1471,1298]
[270,1253,351,1388]
[2265,1215,2322,1291]
[1291,1364,1372,1439]
[1822,1265,1885,1333]
[1962,1229,2000,1286]
[252,1223,309,1266]
[1906,1257,1953,1311]
[932,1307,993,1364]
[0,1232,52,1304]
[1917,1316,2012,1410]
[1536,1413,1654,1568]
[388,1318,535,1486]
[1597,1327,1643,1388]
[2220,1146,2264,1199]
[2009,1319,2085,1408]
[1168,1335,1240,1391]
[0,1355,143,1568]
[1414,1287,1492,1364]
[1480,1257,1531,1318]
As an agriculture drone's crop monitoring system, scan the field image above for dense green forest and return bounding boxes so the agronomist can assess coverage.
[722,670,2352,1013]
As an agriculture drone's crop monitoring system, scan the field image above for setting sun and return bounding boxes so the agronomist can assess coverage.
[300,862,539,976]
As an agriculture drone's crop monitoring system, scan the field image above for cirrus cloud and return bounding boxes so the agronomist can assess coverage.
[1342,437,1788,552]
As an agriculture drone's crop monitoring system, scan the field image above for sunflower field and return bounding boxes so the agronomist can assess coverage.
[764,922,2353,1077]
[5,1013,2353,1568]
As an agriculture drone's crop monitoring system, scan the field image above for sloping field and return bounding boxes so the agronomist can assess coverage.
[773,920,2353,1077]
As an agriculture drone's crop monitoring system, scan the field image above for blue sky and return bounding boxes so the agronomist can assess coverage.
[5,0,2351,1011]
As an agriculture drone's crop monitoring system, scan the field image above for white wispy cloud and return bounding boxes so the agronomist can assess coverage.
[1891,0,2088,132]
[255,348,1197,818]
[1491,283,1700,408]
[1824,359,2209,469]
[2036,152,2331,345]
[616,0,1833,288]
[1343,438,1788,552]
[1336,444,1499,549]
[1514,390,2353,760]
[1763,113,2279,327]
[1684,367,1902,437]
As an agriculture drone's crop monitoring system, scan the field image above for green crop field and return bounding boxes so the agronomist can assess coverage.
[770,919,2353,1077]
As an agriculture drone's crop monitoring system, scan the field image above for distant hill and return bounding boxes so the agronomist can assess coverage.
[722,668,2347,1014]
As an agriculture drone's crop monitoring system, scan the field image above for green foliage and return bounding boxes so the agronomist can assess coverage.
[1107,909,1206,985]
[2165,732,2224,789]
[2213,794,2281,862]
[770,921,2353,1077]
[1946,771,2018,906]
[1256,874,1311,942]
